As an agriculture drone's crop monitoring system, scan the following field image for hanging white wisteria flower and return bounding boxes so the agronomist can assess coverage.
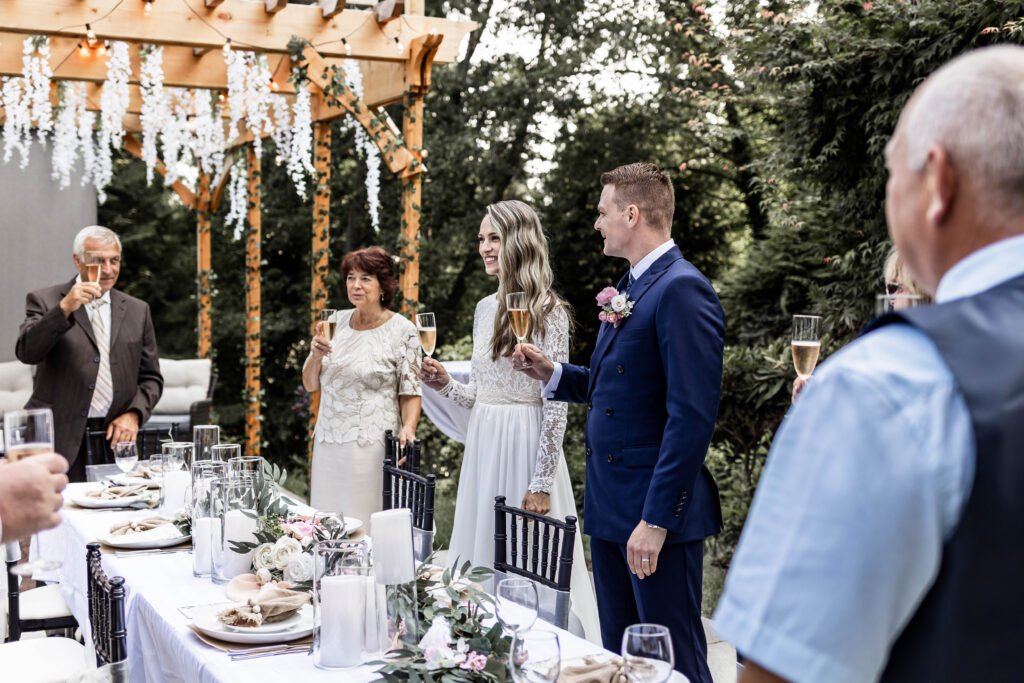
[139,44,168,185]
[95,41,131,202]
[23,36,53,142]
[224,44,247,139]
[193,90,225,178]
[340,59,381,232]
[160,88,191,185]
[50,82,82,188]
[287,77,315,200]
[225,151,248,240]
[77,103,97,188]
[270,94,292,167]
[2,77,31,168]
[244,53,274,157]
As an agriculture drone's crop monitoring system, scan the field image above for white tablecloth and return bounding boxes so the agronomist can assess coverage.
[420,360,472,443]
[34,482,614,683]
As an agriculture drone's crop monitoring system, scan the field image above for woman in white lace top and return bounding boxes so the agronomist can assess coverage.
[420,200,600,642]
[302,247,421,524]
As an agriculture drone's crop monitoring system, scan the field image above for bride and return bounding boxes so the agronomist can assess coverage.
[419,200,600,643]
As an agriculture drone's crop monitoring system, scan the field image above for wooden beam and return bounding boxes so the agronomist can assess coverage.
[264,0,287,13]
[318,0,345,19]
[121,132,197,207]
[244,144,262,457]
[0,0,476,63]
[197,172,213,359]
[308,120,330,467]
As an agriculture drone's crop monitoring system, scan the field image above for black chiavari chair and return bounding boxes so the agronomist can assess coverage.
[384,429,421,474]
[382,442,435,562]
[86,543,127,668]
[84,423,179,467]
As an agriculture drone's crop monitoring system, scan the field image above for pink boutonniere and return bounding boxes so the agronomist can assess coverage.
[595,285,635,328]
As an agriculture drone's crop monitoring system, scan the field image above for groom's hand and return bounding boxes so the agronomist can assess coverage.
[627,521,668,579]
[513,343,554,381]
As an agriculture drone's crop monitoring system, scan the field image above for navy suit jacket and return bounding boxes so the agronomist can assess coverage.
[552,247,724,544]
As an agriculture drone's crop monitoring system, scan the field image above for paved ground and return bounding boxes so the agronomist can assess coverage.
[704,617,738,683]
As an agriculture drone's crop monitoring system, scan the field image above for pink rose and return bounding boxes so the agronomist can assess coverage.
[606,313,619,324]
[595,286,618,306]
[598,312,608,323]
[288,521,315,539]
[460,652,488,672]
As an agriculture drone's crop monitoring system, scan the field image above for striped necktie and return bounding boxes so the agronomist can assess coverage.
[89,300,113,414]
[627,272,636,293]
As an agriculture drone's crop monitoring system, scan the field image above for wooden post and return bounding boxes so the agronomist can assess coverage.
[399,92,424,313]
[245,145,262,456]
[308,121,331,465]
[197,172,213,360]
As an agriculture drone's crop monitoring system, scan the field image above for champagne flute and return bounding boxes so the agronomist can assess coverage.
[320,309,337,342]
[791,314,822,381]
[114,441,139,476]
[510,631,561,683]
[3,408,62,576]
[85,251,103,284]
[415,312,437,381]
[621,623,674,683]
[507,292,532,369]
[496,577,539,635]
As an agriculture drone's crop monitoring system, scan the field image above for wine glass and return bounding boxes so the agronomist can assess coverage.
[507,292,531,369]
[3,408,62,576]
[415,312,437,380]
[621,623,674,683]
[510,631,560,683]
[791,314,822,381]
[320,309,337,342]
[114,441,139,476]
[496,577,539,635]
[85,251,103,284]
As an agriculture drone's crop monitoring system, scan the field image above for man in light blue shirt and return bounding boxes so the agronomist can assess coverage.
[714,46,1024,682]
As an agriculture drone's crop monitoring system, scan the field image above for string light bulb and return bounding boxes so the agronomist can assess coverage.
[223,37,232,54]
[86,24,97,48]
[143,0,154,16]
[97,41,108,56]
[342,37,351,56]
[394,36,404,53]
[78,42,89,58]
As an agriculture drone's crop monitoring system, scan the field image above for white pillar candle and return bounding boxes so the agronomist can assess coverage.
[221,509,259,578]
[192,517,214,575]
[162,470,191,514]
[370,509,415,584]
[318,575,365,668]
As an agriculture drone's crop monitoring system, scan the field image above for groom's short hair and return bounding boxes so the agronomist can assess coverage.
[600,162,675,233]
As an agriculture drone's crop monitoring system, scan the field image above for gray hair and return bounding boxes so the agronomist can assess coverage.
[897,45,1024,221]
[72,225,122,259]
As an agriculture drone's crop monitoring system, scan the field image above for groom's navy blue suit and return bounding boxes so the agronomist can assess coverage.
[551,245,724,683]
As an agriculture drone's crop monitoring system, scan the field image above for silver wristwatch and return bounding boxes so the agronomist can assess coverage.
[643,520,661,529]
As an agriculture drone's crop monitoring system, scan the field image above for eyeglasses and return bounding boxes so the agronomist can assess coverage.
[885,282,904,296]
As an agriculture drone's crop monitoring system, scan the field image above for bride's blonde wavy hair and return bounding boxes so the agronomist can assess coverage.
[486,200,572,360]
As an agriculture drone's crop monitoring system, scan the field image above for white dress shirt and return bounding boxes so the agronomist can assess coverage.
[542,239,676,396]
[76,274,112,417]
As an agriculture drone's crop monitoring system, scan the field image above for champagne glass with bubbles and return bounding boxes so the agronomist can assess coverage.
[621,623,674,683]
[507,292,532,368]
[85,251,103,285]
[4,409,62,575]
[791,315,822,381]
[416,312,437,380]
[320,309,337,342]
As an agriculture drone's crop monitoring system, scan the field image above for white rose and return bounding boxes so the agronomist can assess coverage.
[255,567,273,585]
[610,294,627,312]
[252,543,275,570]
[282,553,314,583]
[271,536,303,570]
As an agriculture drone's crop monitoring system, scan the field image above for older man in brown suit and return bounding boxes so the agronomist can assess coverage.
[15,226,162,482]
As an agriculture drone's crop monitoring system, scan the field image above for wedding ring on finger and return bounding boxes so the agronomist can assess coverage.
[641,558,650,564]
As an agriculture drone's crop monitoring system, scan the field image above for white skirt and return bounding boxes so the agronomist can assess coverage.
[309,439,384,526]
[448,402,601,644]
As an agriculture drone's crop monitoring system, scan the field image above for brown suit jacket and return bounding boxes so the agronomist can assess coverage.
[15,278,163,467]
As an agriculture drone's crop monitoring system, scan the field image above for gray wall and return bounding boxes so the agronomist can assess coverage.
[0,140,98,361]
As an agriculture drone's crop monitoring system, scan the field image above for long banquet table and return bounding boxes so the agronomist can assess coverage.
[35,482,618,683]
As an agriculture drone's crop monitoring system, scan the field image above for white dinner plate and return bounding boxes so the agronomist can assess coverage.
[99,531,190,550]
[71,492,148,508]
[191,604,312,644]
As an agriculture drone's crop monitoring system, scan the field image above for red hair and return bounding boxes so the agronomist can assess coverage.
[341,247,398,307]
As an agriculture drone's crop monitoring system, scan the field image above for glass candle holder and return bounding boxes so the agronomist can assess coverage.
[211,475,258,584]
[313,541,379,670]
[209,443,241,464]
[160,442,193,514]
[190,460,227,578]
[193,425,220,463]
[370,509,419,648]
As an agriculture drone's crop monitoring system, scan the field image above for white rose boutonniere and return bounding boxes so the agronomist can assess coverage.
[595,285,635,328]
[610,294,628,312]
[283,553,314,583]
[271,536,303,570]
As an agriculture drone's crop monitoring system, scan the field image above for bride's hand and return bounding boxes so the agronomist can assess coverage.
[418,357,449,390]
[521,491,551,515]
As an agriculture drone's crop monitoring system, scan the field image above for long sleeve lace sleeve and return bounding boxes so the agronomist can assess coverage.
[438,368,477,409]
[529,304,570,493]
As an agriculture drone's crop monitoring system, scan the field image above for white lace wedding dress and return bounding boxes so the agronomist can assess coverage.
[438,294,601,643]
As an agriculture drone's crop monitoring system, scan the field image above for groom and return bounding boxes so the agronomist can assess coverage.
[516,162,724,682]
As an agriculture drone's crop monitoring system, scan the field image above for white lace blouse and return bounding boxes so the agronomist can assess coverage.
[438,294,569,493]
[314,310,422,447]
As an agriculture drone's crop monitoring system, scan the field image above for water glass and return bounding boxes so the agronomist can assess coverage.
[510,631,560,683]
[496,577,539,635]
[209,443,241,463]
[193,424,220,463]
[114,442,138,475]
[621,623,674,683]
[313,541,379,670]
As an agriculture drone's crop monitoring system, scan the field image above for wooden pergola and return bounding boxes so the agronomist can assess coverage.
[0,0,475,456]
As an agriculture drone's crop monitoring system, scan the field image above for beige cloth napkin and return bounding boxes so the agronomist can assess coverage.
[559,656,628,683]
[217,584,310,627]
[86,484,148,500]
[108,516,173,536]
[126,466,152,479]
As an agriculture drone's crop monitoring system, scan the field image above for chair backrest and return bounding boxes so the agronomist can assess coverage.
[84,423,179,466]
[86,543,127,666]
[384,429,421,474]
[5,544,21,642]
[382,446,435,530]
